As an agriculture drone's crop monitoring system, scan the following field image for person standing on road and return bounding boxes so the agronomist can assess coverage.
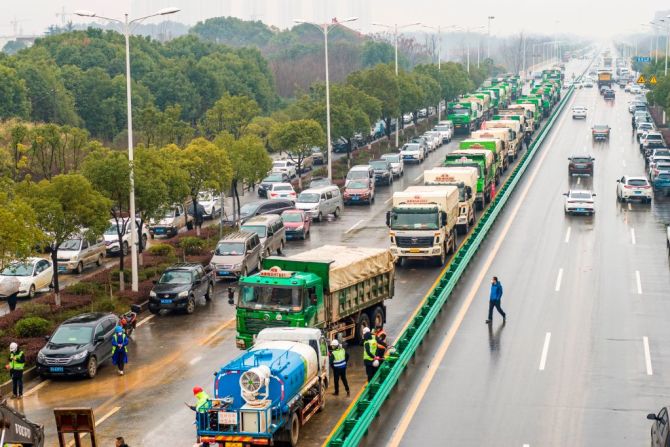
[5,342,25,398]
[115,437,130,447]
[111,326,129,376]
[362,327,378,382]
[329,340,350,397]
[485,276,506,324]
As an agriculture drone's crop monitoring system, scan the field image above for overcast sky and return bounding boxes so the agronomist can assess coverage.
[1,0,668,39]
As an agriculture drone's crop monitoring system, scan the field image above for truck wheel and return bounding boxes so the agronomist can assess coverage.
[277,240,284,255]
[437,244,447,266]
[370,307,385,329]
[356,313,371,343]
[288,412,300,447]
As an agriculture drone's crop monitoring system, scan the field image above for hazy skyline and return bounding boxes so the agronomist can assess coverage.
[1,0,668,39]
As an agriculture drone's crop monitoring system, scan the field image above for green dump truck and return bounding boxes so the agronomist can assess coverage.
[444,149,496,210]
[447,101,481,133]
[235,245,395,349]
[460,138,507,174]
[517,97,543,124]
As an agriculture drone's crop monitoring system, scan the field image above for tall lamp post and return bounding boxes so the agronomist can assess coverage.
[372,21,421,148]
[463,26,485,73]
[665,15,670,76]
[75,7,180,292]
[294,17,358,182]
[487,16,495,60]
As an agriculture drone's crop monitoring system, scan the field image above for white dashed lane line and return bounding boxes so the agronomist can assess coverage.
[539,332,552,371]
[643,336,653,376]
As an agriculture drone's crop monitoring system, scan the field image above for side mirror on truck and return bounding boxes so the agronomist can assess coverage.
[441,211,448,227]
[385,211,391,227]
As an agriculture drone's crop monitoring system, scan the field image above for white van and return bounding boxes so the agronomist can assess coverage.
[295,185,343,222]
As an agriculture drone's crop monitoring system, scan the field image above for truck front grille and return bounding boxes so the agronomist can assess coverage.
[396,236,434,248]
[245,318,289,334]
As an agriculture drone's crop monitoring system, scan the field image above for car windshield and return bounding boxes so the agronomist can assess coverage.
[59,239,82,251]
[390,209,439,230]
[297,192,320,203]
[282,213,303,223]
[240,225,267,238]
[239,285,303,312]
[273,162,287,168]
[570,192,592,200]
[369,161,388,170]
[347,181,369,189]
[647,134,663,140]
[274,185,293,192]
[401,144,420,151]
[215,242,245,256]
[347,170,369,180]
[198,192,213,201]
[310,179,330,187]
[571,157,592,163]
[239,203,259,215]
[1,262,33,276]
[383,155,400,163]
[104,224,122,235]
[50,325,93,345]
[628,179,648,186]
[158,270,192,285]
[263,174,283,182]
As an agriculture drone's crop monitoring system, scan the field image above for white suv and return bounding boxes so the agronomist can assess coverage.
[271,160,297,178]
[563,189,596,215]
[572,106,587,119]
[616,176,652,203]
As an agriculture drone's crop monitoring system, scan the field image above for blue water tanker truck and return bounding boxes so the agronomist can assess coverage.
[195,327,329,447]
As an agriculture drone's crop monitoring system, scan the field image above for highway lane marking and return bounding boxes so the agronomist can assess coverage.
[66,406,121,447]
[554,268,564,292]
[136,314,155,327]
[564,227,571,243]
[576,177,581,185]
[385,197,393,204]
[345,219,365,234]
[23,379,50,397]
[622,160,627,167]
[643,336,653,375]
[539,332,552,371]
[631,228,636,245]
[523,444,530,447]
[628,203,632,211]
[635,270,643,295]
[189,356,203,365]
[199,319,237,346]
[386,104,567,446]
[413,173,424,182]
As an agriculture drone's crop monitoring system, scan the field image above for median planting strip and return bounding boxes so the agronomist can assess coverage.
[326,78,579,447]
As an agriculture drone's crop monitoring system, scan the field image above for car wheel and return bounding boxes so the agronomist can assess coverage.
[28,284,36,299]
[96,255,103,267]
[205,283,213,301]
[277,241,284,255]
[334,207,340,218]
[317,212,323,222]
[122,242,129,256]
[185,297,196,315]
[86,356,97,379]
[149,307,159,315]
[75,262,83,274]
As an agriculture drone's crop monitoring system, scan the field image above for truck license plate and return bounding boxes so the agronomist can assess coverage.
[409,248,421,253]
[50,367,64,373]
[225,443,242,447]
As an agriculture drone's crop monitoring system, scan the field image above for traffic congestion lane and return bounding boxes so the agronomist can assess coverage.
[11,126,462,446]
[368,63,670,447]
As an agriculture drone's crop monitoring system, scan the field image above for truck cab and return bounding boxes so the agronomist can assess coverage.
[445,149,496,211]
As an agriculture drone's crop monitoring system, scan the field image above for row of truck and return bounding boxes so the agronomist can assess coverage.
[194,68,565,447]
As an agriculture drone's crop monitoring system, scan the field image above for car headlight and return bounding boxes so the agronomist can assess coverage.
[149,290,157,297]
[295,226,304,231]
[71,351,88,361]
[71,256,78,261]
[177,291,189,298]
[37,351,46,362]
[233,263,242,270]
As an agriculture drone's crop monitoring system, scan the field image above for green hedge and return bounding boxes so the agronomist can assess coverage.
[15,317,51,338]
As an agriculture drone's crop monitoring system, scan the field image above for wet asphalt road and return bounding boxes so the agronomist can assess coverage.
[362,61,670,447]
[9,114,463,446]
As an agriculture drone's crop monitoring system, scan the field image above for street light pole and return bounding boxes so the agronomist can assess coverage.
[372,21,420,148]
[487,16,495,60]
[295,17,358,182]
[75,7,180,293]
[665,15,670,76]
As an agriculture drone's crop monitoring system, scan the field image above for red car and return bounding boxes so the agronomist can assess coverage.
[281,209,311,240]
[343,179,375,205]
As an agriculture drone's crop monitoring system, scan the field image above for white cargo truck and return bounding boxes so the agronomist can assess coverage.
[386,185,459,266]
[484,120,524,160]
[424,167,478,234]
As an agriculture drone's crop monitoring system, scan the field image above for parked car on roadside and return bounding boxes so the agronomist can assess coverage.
[308,177,331,189]
[271,160,297,178]
[57,236,106,274]
[210,232,262,279]
[194,190,222,219]
[0,257,53,299]
[369,159,394,186]
[343,179,375,205]
[240,214,286,257]
[37,312,119,379]
[149,204,193,238]
[149,263,214,315]
[258,173,291,198]
[267,182,297,201]
[222,200,295,226]
[103,218,149,256]
[281,209,311,240]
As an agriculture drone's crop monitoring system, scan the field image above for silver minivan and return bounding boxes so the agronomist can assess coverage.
[210,231,263,279]
[57,236,106,274]
[295,185,343,222]
[240,215,287,257]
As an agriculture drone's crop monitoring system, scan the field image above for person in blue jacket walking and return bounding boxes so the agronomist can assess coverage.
[485,276,506,324]
[112,325,129,375]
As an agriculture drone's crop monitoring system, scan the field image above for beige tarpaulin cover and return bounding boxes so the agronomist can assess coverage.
[287,245,394,292]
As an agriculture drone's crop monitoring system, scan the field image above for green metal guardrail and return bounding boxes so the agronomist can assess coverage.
[326,77,579,447]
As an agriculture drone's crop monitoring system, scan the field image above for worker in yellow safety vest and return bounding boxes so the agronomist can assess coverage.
[362,327,378,382]
[329,339,350,397]
[6,342,25,398]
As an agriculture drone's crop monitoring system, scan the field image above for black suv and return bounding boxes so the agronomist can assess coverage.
[222,200,295,226]
[369,159,394,185]
[37,312,119,379]
[149,263,214,315]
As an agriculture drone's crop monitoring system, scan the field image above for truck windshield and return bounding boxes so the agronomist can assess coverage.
[239,285,303,311]
[448,107,468,116]
[390,209,439,230]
